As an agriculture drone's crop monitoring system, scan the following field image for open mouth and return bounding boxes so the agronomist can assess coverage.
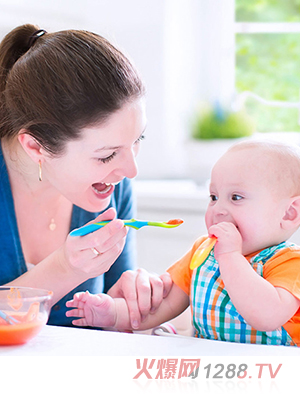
[92,182,114,195]
[91,182,121,197]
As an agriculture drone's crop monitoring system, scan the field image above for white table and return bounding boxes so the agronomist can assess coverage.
[1,325,300,356]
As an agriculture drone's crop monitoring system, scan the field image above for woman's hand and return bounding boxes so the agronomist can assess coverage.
[62,207,128,280]
[108,268,173,329]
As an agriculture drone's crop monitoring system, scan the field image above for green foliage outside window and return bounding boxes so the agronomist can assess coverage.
[192,103,255,140]
[235,1,300,132]
[236,0,300,22]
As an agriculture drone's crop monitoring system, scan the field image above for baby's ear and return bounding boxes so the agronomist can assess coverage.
[282,196,300,230]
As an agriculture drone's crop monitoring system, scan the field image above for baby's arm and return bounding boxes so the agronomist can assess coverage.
[66,283,189,331]
[209,222,300,332]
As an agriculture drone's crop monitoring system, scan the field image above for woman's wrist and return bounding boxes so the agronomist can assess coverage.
[7,247,88,306]
[56,245,89,282]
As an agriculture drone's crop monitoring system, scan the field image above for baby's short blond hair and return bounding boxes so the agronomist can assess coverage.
[226,140,300,197]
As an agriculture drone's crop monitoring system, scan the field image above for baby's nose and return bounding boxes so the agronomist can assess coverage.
[213,202,229,218]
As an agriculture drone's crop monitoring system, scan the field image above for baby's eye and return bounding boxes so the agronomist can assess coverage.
[135,134,146,144]
[210,194,218,202]
[232,194,243,201]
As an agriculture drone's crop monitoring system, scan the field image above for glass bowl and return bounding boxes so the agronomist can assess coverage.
[0,286,53,345]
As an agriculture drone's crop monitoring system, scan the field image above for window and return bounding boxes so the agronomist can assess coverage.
[235,1,300,132]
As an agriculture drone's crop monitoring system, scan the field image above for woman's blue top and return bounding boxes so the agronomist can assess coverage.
[0,142,136,326]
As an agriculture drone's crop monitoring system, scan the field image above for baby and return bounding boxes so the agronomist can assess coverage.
[66,140,300,346]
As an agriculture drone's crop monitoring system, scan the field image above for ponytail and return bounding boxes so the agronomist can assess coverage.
[0,24,40,93]
[0,24,42,138]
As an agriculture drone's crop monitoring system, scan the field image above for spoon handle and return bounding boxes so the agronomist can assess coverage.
[0,310,19,325]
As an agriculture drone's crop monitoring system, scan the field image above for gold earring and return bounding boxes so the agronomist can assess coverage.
[38,160,42,182]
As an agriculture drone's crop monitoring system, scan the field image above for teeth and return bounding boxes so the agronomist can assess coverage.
[92,184,112,194]
[92,182,121,195]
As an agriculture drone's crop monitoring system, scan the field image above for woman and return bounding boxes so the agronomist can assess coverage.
[0,24,171,329]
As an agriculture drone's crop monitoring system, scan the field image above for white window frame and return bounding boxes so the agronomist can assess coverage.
[235,22,300,34]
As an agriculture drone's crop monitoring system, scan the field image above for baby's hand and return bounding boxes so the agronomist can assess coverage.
[66,291,116,327]
[208,222,242,261]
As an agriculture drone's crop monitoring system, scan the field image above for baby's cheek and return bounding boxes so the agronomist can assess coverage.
[204,212,211,230]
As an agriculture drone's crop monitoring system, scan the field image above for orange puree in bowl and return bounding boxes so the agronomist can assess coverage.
[0,315,46,345]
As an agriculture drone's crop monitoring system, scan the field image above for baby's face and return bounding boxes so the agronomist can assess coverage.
[205,148,291,255]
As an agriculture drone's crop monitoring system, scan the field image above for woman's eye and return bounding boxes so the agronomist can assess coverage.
[98,152,117,164]
[232,194,243,201]
[210,194,218,202]
[96,135,145,164]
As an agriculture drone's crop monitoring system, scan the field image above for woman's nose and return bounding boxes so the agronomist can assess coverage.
[115,150,138,179]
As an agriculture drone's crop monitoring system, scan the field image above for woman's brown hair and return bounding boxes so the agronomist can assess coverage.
[0,24,145,154]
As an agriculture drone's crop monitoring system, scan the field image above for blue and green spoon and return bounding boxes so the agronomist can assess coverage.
[70,218,184,237]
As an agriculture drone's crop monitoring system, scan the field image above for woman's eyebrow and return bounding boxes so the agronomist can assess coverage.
[93,129,146,153]
[94,145,122,152]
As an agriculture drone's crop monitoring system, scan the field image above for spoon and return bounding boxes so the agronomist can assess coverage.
[0,310,19,325]
[190,236,217,270]
[0,302,41,326]
[70,218,184,237]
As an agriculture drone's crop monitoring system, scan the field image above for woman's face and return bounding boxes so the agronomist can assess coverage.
[42,98,147,212]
